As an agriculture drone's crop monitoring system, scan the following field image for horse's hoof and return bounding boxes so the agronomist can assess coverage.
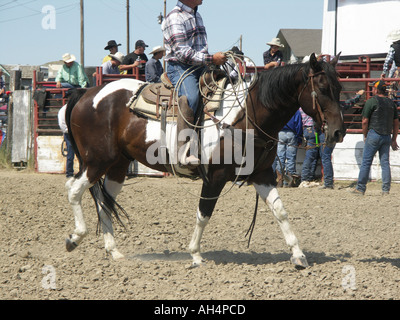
[110,250,125,261]
[65,237,78,252]
[188,259,207,269]
[290,255,309,269]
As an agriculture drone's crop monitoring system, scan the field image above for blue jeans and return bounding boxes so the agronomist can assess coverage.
[64,133,75,178]
[301,128,334,186]
[167,61,204,113]
[276,130,298,175]
[356,129,391,193]
[301,126,319,181]
[319,133,334,187]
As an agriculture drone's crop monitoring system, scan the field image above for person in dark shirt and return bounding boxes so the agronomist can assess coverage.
[351,81,399,195]
[263,38,284,70]
[120,40,149,75]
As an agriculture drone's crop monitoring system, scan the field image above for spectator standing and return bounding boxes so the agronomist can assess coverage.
[275,109,303,188]
[351,81,399,195]
[299,108,320,188]
[300,90,364,189]
[58,105,75,179]
[381,29,400,79]
[145,46,166,83]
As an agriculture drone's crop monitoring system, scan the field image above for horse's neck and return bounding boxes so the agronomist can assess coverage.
[245,89,298,136]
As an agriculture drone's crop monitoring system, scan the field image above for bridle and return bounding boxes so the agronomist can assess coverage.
[298,70,326,131]
[242,69,328,149]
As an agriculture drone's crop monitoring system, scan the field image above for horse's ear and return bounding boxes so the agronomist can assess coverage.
[330,52,342,67]
[309,53,321,72]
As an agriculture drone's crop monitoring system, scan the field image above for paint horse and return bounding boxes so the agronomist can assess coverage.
[65,53,344,268]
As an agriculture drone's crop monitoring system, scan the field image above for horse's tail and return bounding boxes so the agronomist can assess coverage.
[65,88,128,232]
[65,88,87,167]
[89,178,129,235]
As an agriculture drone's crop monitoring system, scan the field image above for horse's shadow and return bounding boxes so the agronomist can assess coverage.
[129,250,352,267]
[359,257,400,269]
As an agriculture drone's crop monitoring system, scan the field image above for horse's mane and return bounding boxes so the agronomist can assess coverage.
[257,60,341,111]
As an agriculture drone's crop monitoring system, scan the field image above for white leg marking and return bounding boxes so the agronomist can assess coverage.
[253,183,306,261]
[188,208,209,266]
[66,171,92,246]
[100,177,124,260]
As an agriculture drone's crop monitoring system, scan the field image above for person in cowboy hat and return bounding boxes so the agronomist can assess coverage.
[56,53,89,88]
[120,39,149,76]
[381,29,400,79]
[263,37,284,70]
[103,40,122,64]
[145,46,166,83]
[101,52,125,75]
[162,0,227,167]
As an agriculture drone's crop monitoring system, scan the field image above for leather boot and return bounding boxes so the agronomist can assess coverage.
[177,96,200,167]
[286,174,295,188]
[276,170,283,188]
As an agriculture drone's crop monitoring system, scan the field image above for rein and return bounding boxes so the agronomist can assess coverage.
[244,70,327,152]
[298,70,326,131]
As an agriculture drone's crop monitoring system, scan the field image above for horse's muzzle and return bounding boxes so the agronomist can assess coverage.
[334,129,345,143]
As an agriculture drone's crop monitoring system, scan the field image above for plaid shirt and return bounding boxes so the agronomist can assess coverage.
[162,1,213,66]
[383,46,397,77]
[299,108,313,127]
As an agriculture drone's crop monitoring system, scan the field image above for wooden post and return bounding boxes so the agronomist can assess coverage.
[127,0,130,54]
[10,70,21,91]
[80,0,85,68]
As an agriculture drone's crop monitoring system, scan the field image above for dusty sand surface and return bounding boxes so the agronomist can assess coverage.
[0,169,399,301]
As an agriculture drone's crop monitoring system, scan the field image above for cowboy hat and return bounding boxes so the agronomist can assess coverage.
[104,40,122,50]
[267,38,284,48]
[62,53,76,63]
[387,29,400,43]
[149,46,166,55]
[109,52,125,63]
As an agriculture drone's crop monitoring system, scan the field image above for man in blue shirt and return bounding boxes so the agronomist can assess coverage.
[102,52,125,75]
[145,46,165,83]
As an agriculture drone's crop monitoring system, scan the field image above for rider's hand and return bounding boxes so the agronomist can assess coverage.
[212,52,227,66]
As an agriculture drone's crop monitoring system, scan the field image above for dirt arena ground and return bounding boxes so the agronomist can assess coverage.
[0,169,399,301]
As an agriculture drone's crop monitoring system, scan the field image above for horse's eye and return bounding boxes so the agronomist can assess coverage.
[319,87,329,95]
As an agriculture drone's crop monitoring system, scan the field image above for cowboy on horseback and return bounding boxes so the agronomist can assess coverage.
[162,0,227,167]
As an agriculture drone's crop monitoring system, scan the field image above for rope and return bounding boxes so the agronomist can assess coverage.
[166,52,259,200]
